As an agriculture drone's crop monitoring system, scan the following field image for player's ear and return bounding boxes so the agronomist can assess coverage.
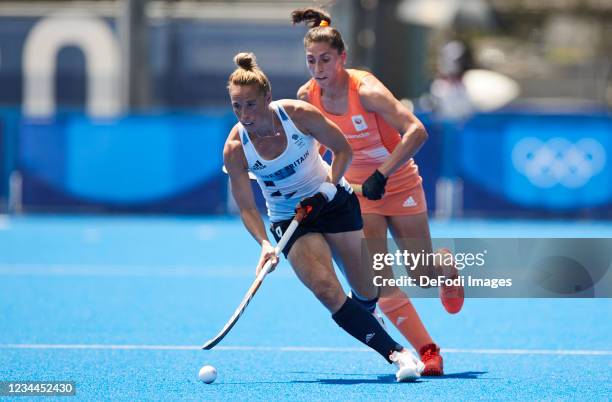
[340,51,347,66]
[265,91,272,104]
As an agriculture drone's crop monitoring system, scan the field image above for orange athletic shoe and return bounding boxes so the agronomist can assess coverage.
[438,248,464,314]
[419,343,443,376]
[440,278,464,314]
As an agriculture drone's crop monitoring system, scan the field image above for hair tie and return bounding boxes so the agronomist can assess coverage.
[319,20,329,27]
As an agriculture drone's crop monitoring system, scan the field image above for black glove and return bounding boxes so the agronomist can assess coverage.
[297,193,328,224]
[362,169,387,200]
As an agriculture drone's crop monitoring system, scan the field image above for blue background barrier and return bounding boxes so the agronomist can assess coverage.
[458,113,612,218]
[15,111,233,213]
[0,109,21,210]
[2,108,610,217]
[0,117,5,203]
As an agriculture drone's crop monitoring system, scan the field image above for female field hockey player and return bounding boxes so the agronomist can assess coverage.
[223,52,424,381]
[292,8,465,376]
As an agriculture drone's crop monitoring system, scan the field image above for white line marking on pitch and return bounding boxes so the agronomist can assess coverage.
[0,264,295,278]
[0,344,610,356]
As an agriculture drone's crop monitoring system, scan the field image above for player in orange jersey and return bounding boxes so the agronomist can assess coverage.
[292,8,465,376]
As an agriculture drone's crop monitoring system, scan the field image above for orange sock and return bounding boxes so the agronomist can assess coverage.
[378,289,434,351]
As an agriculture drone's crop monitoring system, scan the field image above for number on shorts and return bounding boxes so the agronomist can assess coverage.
[274,226,283,238]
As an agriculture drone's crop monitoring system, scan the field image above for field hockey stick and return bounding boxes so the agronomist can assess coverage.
[202,207,307,350]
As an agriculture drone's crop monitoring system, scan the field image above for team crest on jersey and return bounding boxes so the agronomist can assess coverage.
[292,133,305,148]
[351,115,368,132]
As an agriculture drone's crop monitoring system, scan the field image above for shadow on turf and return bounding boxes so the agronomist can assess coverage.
[423,371,488,380]
[291,374,403,385]
[289,371,488,384]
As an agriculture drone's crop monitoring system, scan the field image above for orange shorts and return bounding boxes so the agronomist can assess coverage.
[357,182,428,216]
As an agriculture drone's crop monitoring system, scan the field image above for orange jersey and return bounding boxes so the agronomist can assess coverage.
[307,69,422,195]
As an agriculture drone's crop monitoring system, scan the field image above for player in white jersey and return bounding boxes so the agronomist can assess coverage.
[223,52,424,381]
[238,98,353,223]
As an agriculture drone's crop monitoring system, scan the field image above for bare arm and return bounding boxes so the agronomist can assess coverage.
[223,126,270,246]
[297,83,310,102]
[224,126,280,274]
[290,101,352,185]
[360,75,428,178]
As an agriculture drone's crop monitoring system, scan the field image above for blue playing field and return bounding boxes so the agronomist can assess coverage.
[0,215,611,401]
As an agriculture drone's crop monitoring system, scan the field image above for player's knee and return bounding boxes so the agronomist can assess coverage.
[351,284,378,301]
[409,248,455,287]
[312,278,343,309]
[409,261,436,287]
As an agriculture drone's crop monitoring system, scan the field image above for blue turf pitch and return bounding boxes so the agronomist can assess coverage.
[0,215,611,401]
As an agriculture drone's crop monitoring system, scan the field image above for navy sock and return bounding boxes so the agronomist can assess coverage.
[332,297,403,363]
[350,291,378,314]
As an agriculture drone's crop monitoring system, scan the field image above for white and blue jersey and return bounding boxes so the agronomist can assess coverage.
[239,101,349,222]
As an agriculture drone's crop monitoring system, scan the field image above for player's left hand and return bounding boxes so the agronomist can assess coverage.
[362,169,387,200]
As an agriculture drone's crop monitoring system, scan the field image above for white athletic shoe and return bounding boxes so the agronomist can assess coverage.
[390,349,425,382]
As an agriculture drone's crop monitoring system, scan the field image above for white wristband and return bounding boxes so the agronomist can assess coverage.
[318,182,337,202]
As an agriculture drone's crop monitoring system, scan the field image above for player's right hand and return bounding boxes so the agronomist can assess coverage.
[297,182,336,224]
[256,240,279,276]
[297,193,327,224]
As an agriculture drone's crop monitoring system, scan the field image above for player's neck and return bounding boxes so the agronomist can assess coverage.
[321,69,349,100]
[249,110,281,139]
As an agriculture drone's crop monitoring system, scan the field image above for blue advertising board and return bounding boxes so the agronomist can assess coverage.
[18,112,234,213]
[459,113,612,217]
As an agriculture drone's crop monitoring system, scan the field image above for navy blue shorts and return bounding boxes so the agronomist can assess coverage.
[270,185,363,258]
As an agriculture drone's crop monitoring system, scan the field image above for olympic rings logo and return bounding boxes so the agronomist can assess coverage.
[512,137,606,188]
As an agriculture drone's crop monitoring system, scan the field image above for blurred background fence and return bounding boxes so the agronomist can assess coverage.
[0,0,610,217]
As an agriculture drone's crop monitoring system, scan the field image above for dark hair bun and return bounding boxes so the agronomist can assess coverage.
[234,52,257,71]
